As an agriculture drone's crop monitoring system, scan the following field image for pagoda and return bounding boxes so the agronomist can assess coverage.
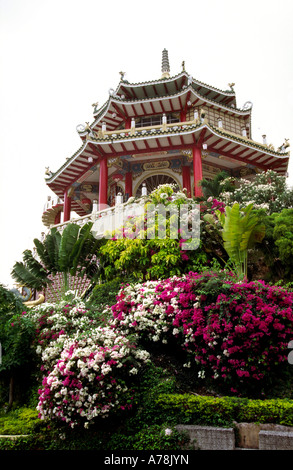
[42,49,290,228]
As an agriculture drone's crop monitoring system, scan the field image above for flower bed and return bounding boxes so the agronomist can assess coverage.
[29,295,150,428]
[37,326,150,428]
[110,271,293,395]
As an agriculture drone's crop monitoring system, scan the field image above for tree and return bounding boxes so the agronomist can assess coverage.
[258,208,293,283]
[219,170,293,214]
[199,171,235,199]
[11,222,102,301]
[0,284,35,407]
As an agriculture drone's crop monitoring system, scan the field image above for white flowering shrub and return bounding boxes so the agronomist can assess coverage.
[37,326,150,428]
[110,276,199,346]
[29,292,150,428]
[218,170,293,213]
[30,296,99,371]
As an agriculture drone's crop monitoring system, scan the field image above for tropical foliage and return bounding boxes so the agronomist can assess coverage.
[97,184,208,281]
[11,222,101,300]
[199,170,235,198]
[204,203,265,278]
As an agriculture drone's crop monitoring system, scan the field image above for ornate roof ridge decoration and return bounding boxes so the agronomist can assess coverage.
[45,141,88,182]
[207,124,290,157]
[101,85,249,113]
[113,71,236,97]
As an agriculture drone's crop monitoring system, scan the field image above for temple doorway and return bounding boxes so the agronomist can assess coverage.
[135,174,179,197]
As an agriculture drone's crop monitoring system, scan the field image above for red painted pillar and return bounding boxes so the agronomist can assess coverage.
[180,110,186,122]
[63,190,72,222]
[99,156,108,210]
[54,211,61,225]
[192,146,203,197]
[182,166,191,198]
[125,172,133,199]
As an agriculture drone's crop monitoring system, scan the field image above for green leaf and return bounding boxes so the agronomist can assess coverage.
[58,223,80,271]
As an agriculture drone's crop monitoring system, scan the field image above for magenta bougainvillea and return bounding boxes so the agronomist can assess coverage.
[110,272,293,394]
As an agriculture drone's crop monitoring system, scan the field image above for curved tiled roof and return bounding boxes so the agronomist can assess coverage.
[46,119,289,186]
[114,71,236,99]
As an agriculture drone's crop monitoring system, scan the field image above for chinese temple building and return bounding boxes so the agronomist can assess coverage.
[42,49,290,228]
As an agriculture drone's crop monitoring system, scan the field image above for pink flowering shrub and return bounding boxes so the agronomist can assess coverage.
[110,272,293,394]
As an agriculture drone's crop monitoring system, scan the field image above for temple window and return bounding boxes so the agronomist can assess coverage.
[136,113,179,128]
[186,105,249,138]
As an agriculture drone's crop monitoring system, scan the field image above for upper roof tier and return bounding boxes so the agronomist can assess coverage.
[79,49,246,138]
[94,70,237,112]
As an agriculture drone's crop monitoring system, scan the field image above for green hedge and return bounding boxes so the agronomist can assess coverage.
[153,394,293,427]
[1,394,293,450]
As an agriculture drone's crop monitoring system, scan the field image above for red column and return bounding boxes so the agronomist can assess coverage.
[182,166,191,197]
[125,171,133,199]
[54,211,61,225]
[99,156,108,210]
[63,190,72,222]
[182,166,191,198]
[180,110,186,122]
[192,146,203,197]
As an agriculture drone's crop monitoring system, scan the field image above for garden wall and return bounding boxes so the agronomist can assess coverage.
[176,423,293,450]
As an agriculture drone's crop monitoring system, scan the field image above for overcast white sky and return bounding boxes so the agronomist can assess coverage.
[0,0,293,287]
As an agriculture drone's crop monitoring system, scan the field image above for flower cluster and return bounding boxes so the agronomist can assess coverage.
[30,294,150,428]
[218,170,293,214]
[109,274,204,344]
[30,297,98,370]
[110,273,293,394]
[206,197,226,214]
[37,326,150,428]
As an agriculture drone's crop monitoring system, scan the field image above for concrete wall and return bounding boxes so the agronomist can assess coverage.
[176,423,293,450]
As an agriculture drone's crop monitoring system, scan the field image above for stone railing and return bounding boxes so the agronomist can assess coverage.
[87,114,201,142]
[43,196,63,212]
[51,198,145,238]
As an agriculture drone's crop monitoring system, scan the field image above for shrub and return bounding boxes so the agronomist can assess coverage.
[36,325,150,428]
[219,170,293,214]
[153,393,293,427]
[0,407,40,435]
[110,271,293,396]
[24,293,149,428]
[30,294,101,370]
[0,284,36,406]
[86,277,131,311]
